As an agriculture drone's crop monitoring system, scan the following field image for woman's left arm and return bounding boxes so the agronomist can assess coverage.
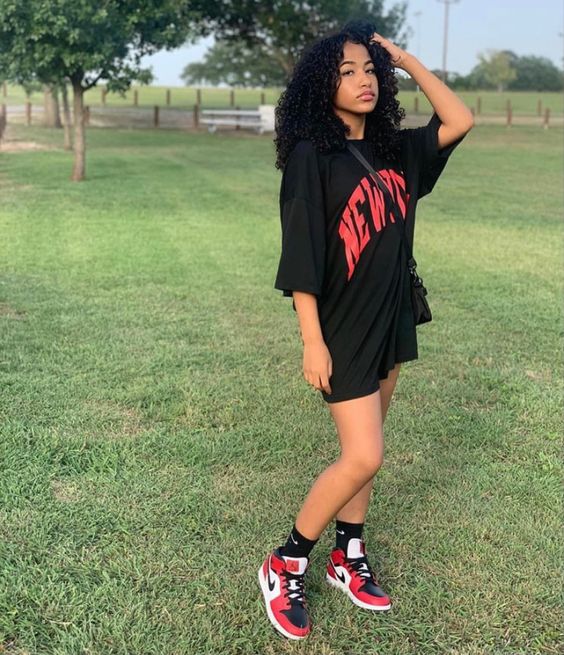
[371,32,474,149]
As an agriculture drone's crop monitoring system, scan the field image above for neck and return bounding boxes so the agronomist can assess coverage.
[334,107,366,139]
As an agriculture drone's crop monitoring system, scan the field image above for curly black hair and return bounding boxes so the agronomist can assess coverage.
[274,20,406,170]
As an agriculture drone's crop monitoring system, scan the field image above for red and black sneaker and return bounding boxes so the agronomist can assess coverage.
[326,537,392,611]
[258,547,311,640]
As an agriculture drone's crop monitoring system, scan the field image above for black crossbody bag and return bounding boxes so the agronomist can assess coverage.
[347,143,432,326]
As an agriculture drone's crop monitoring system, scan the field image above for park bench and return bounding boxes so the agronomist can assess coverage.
[200,104,274,134]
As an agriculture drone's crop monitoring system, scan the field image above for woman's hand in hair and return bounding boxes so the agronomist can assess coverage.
[370,32,410,70]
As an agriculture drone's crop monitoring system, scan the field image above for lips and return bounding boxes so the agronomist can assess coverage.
[358,91,375,100]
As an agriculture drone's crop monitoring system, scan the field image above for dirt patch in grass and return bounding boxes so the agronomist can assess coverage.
[51,479,81,503]
[83,399,145,439]
[0,139,57,152]
[0,303,27,319]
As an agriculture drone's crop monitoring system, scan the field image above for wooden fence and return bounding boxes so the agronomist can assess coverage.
[1,97,559,131]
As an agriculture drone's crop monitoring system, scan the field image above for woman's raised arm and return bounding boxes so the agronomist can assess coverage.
[370,32,474,148]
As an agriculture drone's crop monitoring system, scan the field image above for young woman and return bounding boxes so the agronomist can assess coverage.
[258,21,473,640]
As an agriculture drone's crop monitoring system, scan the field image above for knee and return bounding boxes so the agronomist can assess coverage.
[340,451,383,483]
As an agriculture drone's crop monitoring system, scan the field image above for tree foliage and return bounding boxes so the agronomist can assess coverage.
[181,41,287,87]
[507,55,564,92]
[473,49,517,92]
[197,0,410,77]
[450,49,563,92]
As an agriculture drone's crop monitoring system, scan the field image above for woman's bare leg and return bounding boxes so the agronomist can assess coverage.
[335,363,402,523]
[293,388,385,540]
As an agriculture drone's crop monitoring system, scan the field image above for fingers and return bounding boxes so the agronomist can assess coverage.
[370,34,405,67]
[319,373,332,395]
[304,370,332,394]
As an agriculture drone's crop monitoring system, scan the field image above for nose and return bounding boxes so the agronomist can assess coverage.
[360,71,374,88]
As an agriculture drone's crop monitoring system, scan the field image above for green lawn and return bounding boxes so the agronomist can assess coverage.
[0,123,562,654]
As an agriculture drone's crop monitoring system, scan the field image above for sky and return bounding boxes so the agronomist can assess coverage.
[141,0,564,86]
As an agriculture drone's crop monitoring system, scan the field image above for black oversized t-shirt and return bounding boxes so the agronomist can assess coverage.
[274,112,467,403]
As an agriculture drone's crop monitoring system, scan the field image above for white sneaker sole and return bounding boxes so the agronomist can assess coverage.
[326,572,392,611]
[258,564,309,640]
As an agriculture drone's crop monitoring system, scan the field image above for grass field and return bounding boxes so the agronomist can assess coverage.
[0,122,562,654]
[3,83,564,116]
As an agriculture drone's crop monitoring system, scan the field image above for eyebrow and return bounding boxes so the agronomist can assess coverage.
[339,59,373,67]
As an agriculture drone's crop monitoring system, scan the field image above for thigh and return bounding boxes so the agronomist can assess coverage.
[379,362,401,421]
[327,389,384,462]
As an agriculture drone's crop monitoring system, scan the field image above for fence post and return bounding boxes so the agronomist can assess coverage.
[102,88,107,105]
[84,106,91,126]
[0,104,5,142]
[537,99,542,116]
[477,96,481,115]
[230,90,235,107]
[543,108,550,129]
[414,95,418,114]
[153,105,160,127]
[260,91,265,104]
[506,100,512,127]
[193,104,199,129]
[197,88,202,105]
[25,101,31,126]
[166,89,171,106]
[470,106,475,121]
[235,105,240,130]
[133,89,138,107]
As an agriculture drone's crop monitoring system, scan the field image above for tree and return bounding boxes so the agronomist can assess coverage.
[508,55,564,92]
[0,1,209,181]
[196,0,410,80]
[181,41,287,87]
[471,49,517,92]
[452,50,564,92]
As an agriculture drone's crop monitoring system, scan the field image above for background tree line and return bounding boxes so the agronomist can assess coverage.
[181,44,563,93]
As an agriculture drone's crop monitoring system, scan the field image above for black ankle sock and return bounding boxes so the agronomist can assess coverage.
[335,519,364,553]
[279,524,319,559]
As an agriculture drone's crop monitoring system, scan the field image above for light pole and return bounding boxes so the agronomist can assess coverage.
[436,0,460,83]
[414,10,422,93]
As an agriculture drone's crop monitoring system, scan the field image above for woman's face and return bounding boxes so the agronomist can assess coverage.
[333,41,379,117]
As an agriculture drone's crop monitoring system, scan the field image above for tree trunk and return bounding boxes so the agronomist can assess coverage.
[61,83,72,150]
[71,81,86,181]
[43,85,62,128]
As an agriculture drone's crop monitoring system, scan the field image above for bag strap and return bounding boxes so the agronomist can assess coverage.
[346,142,416,269]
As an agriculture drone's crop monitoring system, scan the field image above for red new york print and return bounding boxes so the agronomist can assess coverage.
[338,170,409,280]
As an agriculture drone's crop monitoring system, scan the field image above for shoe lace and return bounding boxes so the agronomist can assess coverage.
[281,570,306,605]
[346,555,375,582]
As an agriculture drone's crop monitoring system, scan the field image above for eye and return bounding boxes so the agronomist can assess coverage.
[341,70,354,76]
[366,68,376,74]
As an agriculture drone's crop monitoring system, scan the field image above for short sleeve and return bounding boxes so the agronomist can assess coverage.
[400,111,467,199]
[274,140,326,301]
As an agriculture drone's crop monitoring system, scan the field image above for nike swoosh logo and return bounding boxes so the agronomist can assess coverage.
[267,557,276,591]
[330,560,346,584]
[336,529,345,535]
[290,535,298,544]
